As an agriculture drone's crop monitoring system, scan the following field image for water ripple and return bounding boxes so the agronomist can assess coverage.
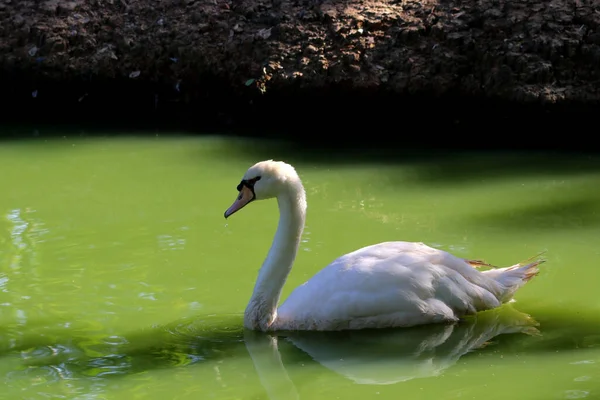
[565,390,590,399]
[157,234,186,252]
[0,274,8,292]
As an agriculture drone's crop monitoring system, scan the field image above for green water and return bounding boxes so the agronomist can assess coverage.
[1,136,599,400]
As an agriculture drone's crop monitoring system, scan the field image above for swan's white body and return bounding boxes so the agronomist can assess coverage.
[224,160,543,332]
[276,241,532,331]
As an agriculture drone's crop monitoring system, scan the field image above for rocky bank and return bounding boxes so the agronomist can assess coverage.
[0,0,599,138]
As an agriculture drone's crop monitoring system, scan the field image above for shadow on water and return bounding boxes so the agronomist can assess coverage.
[0,314,247,378]
[1,305,600,390]
[212,138,600,231]
[209,138,600,182]
[513,306,600,354]
[470,196,600,231]
[2,129,600,185]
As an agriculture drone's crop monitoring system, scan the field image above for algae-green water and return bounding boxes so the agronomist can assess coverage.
[1,136,599,400]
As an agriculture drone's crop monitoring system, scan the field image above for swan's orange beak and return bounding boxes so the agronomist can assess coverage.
[224,185,255,218]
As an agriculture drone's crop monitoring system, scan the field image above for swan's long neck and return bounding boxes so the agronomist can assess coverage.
[245,182,306,331]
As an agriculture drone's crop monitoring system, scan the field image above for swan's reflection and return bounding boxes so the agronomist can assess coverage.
[245,306,539,398]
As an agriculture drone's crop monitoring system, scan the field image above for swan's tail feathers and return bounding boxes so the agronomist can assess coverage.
[483,253,546,302]
[517,250,547,266]
[465,259,500,269]
[466,251,546,270]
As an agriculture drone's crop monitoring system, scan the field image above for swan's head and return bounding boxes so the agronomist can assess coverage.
[224,160,301,218]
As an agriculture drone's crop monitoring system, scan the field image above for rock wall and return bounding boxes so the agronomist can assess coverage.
[0,0,598,137]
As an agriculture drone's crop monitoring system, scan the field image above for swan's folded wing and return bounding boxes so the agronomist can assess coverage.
[277,241,504,330]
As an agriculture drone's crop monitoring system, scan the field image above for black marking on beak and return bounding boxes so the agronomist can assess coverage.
[236,176,261,200]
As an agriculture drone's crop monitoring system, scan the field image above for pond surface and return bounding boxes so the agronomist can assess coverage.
[1,135,599,400]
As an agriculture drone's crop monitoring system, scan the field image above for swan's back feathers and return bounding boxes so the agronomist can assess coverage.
[276,241,539,331]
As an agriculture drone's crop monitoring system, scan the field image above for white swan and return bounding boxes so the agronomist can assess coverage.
[224,160,544,332]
